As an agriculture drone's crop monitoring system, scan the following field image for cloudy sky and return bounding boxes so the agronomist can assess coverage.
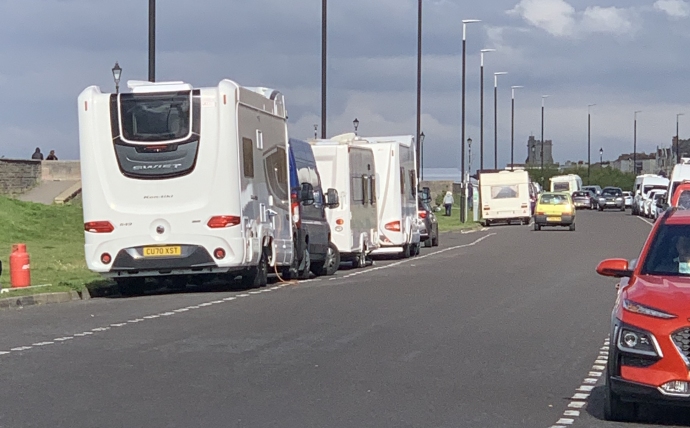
[1,0,689,172]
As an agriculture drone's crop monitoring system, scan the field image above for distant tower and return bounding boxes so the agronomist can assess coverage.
[526,135,554,166]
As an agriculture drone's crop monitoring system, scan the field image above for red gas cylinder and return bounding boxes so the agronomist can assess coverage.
[10,244,31,288]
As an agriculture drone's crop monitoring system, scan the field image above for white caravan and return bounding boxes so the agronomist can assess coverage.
[633,174,669,216]
[550,174,583,193]
[310,139,379,266]
[78,79,294,294]
[348,134,421,258]
[479,169,532,226]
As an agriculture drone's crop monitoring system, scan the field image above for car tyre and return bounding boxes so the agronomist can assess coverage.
[604,376,638,422]
[533,222,540,231]
[241,248,268,288]
[312,242,340,276]
[424,237,433,247]
[431,231,439,247]
[569,223,576,231]
[401,244,412,259]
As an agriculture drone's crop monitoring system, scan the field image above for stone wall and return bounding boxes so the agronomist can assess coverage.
[41,161,81,181]
[0,159,42,194]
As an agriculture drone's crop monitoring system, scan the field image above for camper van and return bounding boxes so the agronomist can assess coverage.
[310,140,379,267]
[632,174,669,216]
[550,174,583,193]
[668,158,690,203]
[349,134,421,258]
[479,169,532,226]
[78,79,316,295]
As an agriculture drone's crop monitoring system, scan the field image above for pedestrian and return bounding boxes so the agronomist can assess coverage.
[31,147,43,160]
[46,150,58,161]
[443,191,454,216]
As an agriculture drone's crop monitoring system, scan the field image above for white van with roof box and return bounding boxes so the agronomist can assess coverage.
[310,138,379,267]
[479,169,532,226]
[78,79,299,295]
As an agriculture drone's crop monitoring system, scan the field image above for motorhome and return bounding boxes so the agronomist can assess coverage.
[550,174,583,193]
[349,134,421,258]
[479,169,532,226]
[78,79,301,295]
[668,158,690,203]
[310,139,379,267]
[633,174,669,216]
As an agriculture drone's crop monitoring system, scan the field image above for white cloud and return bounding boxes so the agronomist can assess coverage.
[508,0,576,37]
[654,0,690,18]
[508,0,636,38]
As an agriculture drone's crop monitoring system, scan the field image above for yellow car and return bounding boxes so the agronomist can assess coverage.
[533,192,576,231]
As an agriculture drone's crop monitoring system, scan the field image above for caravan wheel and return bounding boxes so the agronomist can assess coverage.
[312,243,340,276]
[241,249,268,288]
[401,244,412,259]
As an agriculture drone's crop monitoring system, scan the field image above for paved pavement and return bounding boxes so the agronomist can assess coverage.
[0,211,683,427]
[17,180,80,205]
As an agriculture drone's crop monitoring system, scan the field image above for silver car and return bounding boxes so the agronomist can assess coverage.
[597,187,625,211]
[622,191,633,208]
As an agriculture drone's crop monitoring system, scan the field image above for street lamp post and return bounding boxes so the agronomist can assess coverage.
[416,0,423,176]
[587,104,596,183]
[677,113,685,162]
[420,132,426,180]
[460,19,480,223]
[510,85,523,171]
[353,118,359,136]
[111,62,122,94]
[467,137,473,178]
[493,72,507,170]
[149,0,155,82]
[541,95,549,173]
[600,147,603,165]
[480,49,495,171]
[314,124,318,140]
[634,111,642,174]
[321,0,327,139]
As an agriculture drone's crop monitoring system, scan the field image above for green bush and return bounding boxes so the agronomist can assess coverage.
[528,166,635,191]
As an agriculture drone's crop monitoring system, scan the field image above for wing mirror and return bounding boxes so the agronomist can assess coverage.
[299,183,315,206]
[596,258,633,278]
[325,188,339,209]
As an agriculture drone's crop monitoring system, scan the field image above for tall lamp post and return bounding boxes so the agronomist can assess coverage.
[467,137,473,177]
[510,85,523,171]
[149,0,155,82]
[600,147,604,165]
[587,104,596,183]
[460,19,480,223]
[493,72,507,169]
[353,118,359,136]
[112,62,122,94]
[321,0,327,138]
[479,48,495,171]
[677,113,685,163]
[416,0,423,176]
[314,124,318,140]
[634,111,642,174]
[541,95,549,172]
[420,132,426,180]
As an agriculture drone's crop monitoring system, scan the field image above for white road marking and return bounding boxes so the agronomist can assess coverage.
[592,365,605,370]
[0,351,10,355]
[54,337,73,341]
[637,216,655,226]
[111,323,127,327]
[563,410,580,417]
[32,342,54,346]
[568,401,586,409]
[588,371,602,377]
[11,346,32,351]
[556,418,574,425]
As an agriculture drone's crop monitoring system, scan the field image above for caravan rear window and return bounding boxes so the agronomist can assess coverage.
[120,92,192,142]
[553,182,570,192]
[491,185,518,199]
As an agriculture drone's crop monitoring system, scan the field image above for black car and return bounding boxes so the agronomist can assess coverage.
[597,187,625,211]
[572,190,596,210]
[418,198,439,247]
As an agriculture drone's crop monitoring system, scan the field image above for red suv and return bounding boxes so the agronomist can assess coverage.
[597,208,690,421]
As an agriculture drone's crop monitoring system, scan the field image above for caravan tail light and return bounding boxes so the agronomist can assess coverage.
[291,191,301,228]
[84,221,114,233]
[335,218,344,225]
[385,221,401,232]
[100,253,112,264]
[214,248,226,259]
[207,216,241,228]
[418,211,427,219]
[537,211,545,215]
[521,203,528,209]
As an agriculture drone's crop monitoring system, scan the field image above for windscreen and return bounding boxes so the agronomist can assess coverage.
[540,194,568,205]
[491,185,518,199]
[553,182,570,191]
[644,184,667,195]
[120,92,192,142]
[602,188,621,196]
[642,224,690,276]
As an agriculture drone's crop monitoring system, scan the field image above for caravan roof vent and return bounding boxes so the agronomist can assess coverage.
[127,80,193,93]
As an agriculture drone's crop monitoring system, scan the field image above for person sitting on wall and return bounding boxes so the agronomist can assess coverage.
[46,150,58,161]
[31,147,43,160]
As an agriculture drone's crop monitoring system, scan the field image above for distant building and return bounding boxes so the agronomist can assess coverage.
[612,152,658,175]
[525,135,554,167]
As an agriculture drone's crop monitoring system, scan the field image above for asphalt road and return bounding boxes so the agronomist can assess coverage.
[0,210,683,428]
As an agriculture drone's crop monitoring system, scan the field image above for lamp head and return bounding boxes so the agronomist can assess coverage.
[462,19,481,24]
[111,61,122,84]
[353,118,359,131]
[494,72,508,76]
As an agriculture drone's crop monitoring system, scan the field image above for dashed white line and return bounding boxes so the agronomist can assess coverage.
[637,216,655,226]
[32,342,54,346]
[11,346,32,351]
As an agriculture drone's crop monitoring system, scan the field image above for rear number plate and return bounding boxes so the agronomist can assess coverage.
[547,216,561,222]
[143,246,182,257]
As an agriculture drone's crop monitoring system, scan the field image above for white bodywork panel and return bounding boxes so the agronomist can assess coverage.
[479,170,531,221]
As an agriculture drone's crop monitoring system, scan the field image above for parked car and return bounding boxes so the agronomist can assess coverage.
[652,192,668,220]
[583,185,602,196]
[418,198,439,247]
[533,192,576,231]
[596,209,690,421]
[622,191,633,208]
[572,190,596,210]
[643,190,665,218]
[597,187,625,211]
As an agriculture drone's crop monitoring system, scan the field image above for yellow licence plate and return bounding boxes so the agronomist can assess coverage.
[143,246,182,257]
[547,216,561,222]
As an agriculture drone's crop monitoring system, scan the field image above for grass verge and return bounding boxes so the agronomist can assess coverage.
[435,204,482,232]
[0,196,101,296]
